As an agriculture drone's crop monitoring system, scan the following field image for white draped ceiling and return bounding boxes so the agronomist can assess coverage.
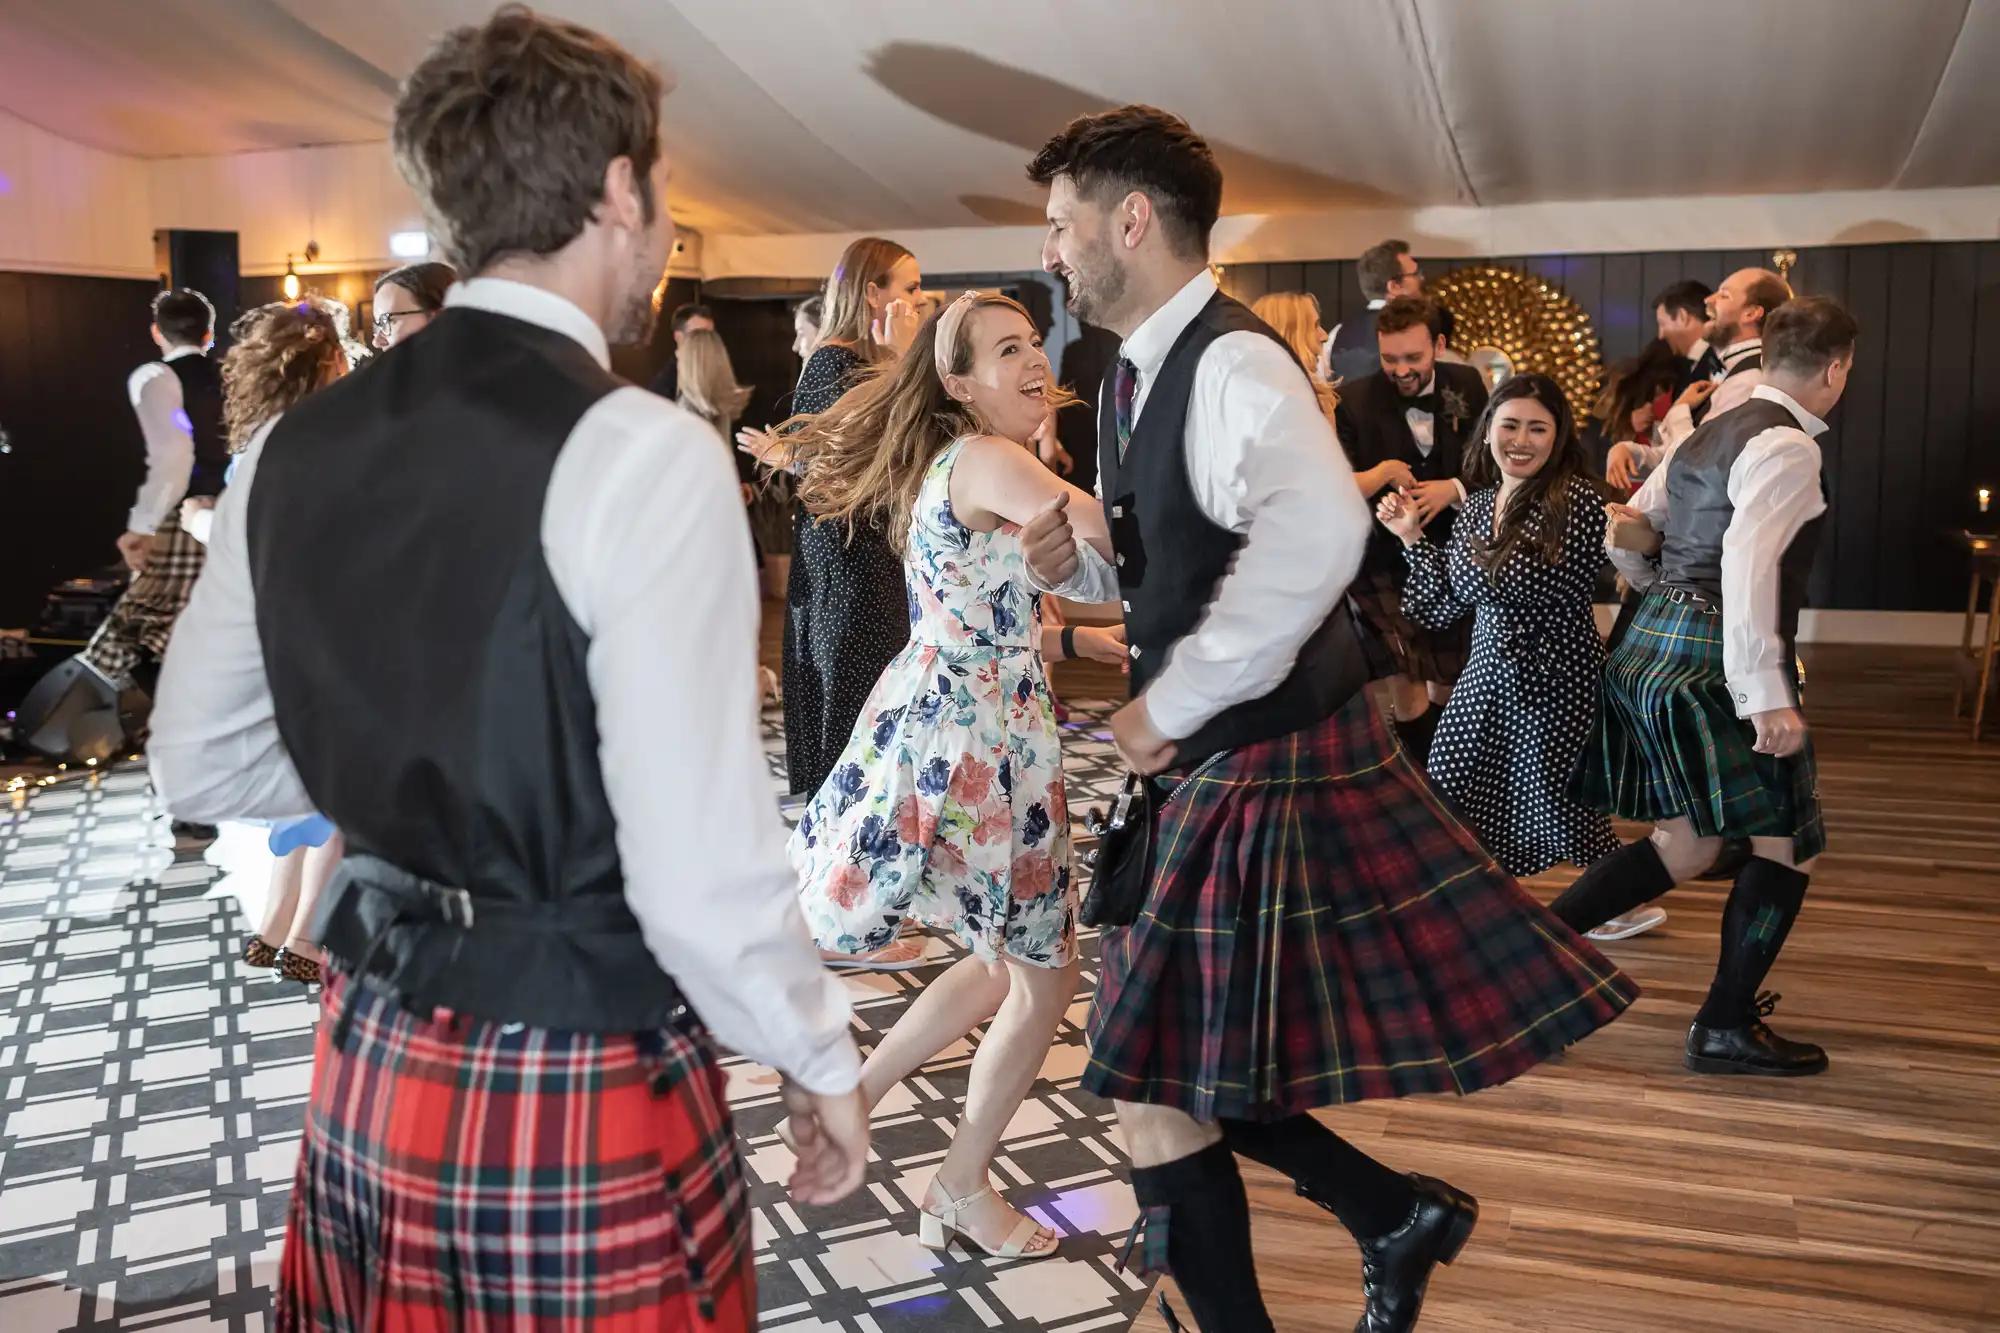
[2,0,1999,238]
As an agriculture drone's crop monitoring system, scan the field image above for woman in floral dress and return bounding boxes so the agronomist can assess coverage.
[788,292,1124,1260]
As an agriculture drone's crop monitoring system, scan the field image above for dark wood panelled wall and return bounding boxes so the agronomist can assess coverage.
[1218,243,2000,614]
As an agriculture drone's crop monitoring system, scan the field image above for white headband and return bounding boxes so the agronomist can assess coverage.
[933,290,981,381]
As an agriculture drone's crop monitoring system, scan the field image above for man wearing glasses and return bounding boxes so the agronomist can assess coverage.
[1327,237,1425,385]
[371,261,457,350]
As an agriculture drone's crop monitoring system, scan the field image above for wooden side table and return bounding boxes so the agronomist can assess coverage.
[1950,530,2000,740]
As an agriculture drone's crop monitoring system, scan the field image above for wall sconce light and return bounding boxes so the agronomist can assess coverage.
[283,240,322,301]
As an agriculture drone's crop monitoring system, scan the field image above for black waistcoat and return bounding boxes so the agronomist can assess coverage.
[246,307,684,1032]
[166,353,230,498]
[1658,394,1825,657]
[1098,290,1368,760]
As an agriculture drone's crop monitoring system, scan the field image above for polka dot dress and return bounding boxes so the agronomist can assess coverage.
[1400,474,1619,877]
[781,344,913,797]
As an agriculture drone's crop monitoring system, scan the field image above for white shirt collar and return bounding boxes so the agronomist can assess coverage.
[1751,383,1828,437]
[445,277,611,370]
[1368,298,1387,311]
[163,345,205,362]
[1721,336,1761,364]
[1684,337,1711,364]
[1121,269,1218,381]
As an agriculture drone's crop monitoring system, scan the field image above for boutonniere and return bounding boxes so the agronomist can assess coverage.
[1441,386,1471,432]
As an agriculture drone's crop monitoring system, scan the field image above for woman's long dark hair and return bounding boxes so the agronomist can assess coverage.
[1593,338,1681,443]
[1459,373,1596,573]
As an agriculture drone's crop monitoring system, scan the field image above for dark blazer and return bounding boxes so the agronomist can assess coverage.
[1334,360,1490,577]
[1326,304,1382,386]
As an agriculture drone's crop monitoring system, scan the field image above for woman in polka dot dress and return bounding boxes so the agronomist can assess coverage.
[1378,374,1664,940]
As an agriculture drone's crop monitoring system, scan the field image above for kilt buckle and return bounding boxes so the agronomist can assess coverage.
[1659,584,1719,615]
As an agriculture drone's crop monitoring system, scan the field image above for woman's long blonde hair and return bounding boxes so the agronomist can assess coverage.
[222,298,350,449]
[675,327,754,437]
[1252,290,1338,417]
[788,292,1074,552]
[817,236,913,364]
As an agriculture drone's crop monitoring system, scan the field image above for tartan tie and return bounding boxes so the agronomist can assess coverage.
[1114,357,1138,462]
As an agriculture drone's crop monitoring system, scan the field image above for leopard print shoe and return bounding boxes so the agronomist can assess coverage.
[242,937,279,970]
[272,947,322,986]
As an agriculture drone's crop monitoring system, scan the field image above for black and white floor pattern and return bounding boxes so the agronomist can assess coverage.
[0,703,1146,1332]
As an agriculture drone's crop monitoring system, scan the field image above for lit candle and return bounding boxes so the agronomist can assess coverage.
[1982,488,1992,514]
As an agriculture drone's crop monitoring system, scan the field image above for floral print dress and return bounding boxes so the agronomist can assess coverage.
[791,440,1077,969]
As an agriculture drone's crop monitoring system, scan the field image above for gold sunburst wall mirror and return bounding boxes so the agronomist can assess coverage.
[1427,266,1603,423]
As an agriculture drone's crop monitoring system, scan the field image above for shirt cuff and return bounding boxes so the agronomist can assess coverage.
[1031,542,1120,604]
[1139,671,1205,744]
[1451,478,1467,506]
[1730,668,1797,719]
[787,1024,865,1096]
[126,508,163,536]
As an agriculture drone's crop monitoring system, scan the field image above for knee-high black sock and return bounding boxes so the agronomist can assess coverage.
[1128,1142,1275,1333]
[1394,707,1441,768]
[1221,1114,1414,1240]
[1549,838,1678,933]
[1696,857,1809,1027]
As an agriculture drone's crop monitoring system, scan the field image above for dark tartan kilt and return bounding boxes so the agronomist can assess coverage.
[1083,693,1639,1123]
[82,507,206,681]
[1573,589,1826,863]
[1348,567,1470,685]
[279,975,753,1332]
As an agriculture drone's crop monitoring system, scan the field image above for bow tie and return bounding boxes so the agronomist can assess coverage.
[1404,391,1440,415]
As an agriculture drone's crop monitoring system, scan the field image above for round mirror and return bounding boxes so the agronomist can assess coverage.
[1468,345,1514,392]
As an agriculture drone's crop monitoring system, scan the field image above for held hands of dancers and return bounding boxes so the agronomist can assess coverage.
[1751,706,1809,758]
[779,1078,871,1206]
[1605,441,1644,491]
[1358,458,1416,498]
[1604,502,1662,554]
[1022,492,1081,586]
[872,299,923,357]
[1405,478,1460,522]
[1069,623,1129,665]
[1374,489,1427,547]
[1111,697,1177,775]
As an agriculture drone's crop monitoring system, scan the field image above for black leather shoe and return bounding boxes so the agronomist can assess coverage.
[1693,837,1752,882]
[1345,1175,1479,1333]
[170,821,218,843]
[1685,993,1828,1076]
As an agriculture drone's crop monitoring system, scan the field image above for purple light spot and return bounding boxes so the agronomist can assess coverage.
[0,172,12,196]
[173,409,193,433]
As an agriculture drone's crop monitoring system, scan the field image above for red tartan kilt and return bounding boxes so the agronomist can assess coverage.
[1084,694,1638,1122]
[279,975,753,1332]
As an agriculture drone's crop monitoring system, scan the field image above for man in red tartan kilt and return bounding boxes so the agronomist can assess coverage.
[149,9,870,1329]
[1024,109,1638,1333]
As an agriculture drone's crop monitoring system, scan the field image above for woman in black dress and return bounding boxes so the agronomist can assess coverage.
[1376,375,1660,936]
[777,237,925,799]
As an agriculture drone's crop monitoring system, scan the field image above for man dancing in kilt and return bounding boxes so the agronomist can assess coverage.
[1559,297,1859,1078]
[1024,106,1638,1333]
[149,10,869,1329]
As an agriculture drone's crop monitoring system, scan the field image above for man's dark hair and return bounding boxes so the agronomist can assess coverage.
[1357,239,1413,301]
[794,293,824,325]
[1026,105,1223,260]
[373,261,457,314]
[1762,297,1858,377]
[151,288,215,347]
[1375,295,1442,341]
[671,302,713,333]
[392,5,667,277]
[1741,272,1793,330]
[1652,279,1712,324]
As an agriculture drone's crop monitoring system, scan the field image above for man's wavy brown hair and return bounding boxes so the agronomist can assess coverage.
[221,299,350,449]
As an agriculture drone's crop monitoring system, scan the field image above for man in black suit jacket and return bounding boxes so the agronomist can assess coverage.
[1326,238,1424,386]
[1334,295,1489,764]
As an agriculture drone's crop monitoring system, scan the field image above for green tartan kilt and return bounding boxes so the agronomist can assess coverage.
[1573,589,1825,862]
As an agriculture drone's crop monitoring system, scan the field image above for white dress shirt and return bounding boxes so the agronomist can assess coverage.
[1635,337,1764,468]
[1404,373,1437,457]
[1034,270,1369,741]
[148,277,861,1096]
[126,345,204,534]
[1608,384,1827,718]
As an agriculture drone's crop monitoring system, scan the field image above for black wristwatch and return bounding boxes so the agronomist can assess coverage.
[1060,626,1078,661]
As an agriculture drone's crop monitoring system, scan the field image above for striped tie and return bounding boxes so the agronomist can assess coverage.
[1114,357,1138,462]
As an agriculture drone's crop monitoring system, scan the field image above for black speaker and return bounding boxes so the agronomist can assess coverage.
[158,229,241,349]
[15,657,128,762]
